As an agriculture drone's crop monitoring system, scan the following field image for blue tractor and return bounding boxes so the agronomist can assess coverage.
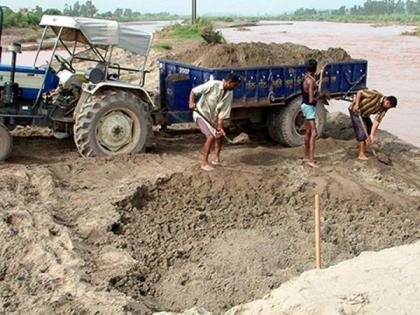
[0,11,156,160]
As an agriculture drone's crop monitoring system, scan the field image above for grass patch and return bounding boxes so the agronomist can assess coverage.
[153,43,173,52]
[3,27,56,43]
[160,23,202,40]
[159,19,225,43]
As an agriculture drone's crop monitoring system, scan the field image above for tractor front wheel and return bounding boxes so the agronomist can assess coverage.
[0,123,13,161]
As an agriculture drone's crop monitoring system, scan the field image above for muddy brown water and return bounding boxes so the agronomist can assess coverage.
[222,21,420,147]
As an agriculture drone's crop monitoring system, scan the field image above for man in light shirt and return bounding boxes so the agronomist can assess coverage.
[189,73,240,172]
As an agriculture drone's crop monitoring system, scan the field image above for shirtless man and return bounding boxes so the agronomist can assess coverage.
[301,59,319,168]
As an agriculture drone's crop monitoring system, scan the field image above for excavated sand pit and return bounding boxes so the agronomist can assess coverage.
[169,42,352,68]
[1,114,420,315]
[108,148,420,313]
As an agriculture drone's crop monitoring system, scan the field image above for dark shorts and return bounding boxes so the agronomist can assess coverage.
[349,109,372,142]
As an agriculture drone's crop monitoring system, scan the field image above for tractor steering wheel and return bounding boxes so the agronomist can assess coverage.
[54,54,76,73]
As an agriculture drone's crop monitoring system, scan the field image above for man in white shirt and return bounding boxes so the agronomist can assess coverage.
[189,73,240,172]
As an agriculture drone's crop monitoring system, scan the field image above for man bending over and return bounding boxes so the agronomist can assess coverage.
[189,73,240,172]
[349,89,397,160]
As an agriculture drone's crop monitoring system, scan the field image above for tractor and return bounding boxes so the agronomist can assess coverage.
[0,11,155,160]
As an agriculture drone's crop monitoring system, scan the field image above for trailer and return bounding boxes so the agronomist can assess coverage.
[159,59,368,147]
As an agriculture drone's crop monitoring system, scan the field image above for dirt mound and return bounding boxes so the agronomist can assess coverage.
[109,139,420,313]
[169,42,352,68]
[1,113,420,315]
[160,242,420,315]
[225,242,420,315]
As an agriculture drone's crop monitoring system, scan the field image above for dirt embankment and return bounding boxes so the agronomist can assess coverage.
[2,113,419,315]
[168,42,352,68]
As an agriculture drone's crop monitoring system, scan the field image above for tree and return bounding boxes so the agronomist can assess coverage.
[44,8,62,15]
[114,8,123,17]
[124,8,133,18]
[73,1,81,15]
[84,1,98,17]
[34,5,43,13]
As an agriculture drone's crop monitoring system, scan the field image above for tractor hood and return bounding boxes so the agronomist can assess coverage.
[40,15,152,56]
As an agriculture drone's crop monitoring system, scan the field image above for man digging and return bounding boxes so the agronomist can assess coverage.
[189,73,240,172]
[349,89,398,160]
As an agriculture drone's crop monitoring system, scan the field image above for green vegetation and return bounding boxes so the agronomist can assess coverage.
[153,43,173,52]
[1,1,182,29]
[161,23,203,40]
[159,19,225,43]
[257,0,420,25]
[265,14,420,24]
[1,6,61,28]
[63,1,183,21]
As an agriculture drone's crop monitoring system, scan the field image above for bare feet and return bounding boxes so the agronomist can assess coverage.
[358,156,369,161]
[201,164,214,172]
[211,160,222,166]
[307,161,319,168]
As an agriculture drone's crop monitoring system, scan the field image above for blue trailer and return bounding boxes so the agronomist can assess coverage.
[159,59,368,147]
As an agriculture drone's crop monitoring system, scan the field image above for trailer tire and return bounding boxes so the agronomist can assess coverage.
[74,90,152,158]
[0,123,13,161]
[267,96,327,147]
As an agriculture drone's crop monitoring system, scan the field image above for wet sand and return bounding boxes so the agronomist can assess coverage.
[222,21,420,146]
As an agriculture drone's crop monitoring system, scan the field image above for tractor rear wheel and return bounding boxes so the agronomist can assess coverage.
[267,96,327,147]
[0,123,13,161]
[74,90,152,158]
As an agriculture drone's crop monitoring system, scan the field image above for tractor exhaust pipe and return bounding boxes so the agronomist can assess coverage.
[9,43,21,83]
[4,42,21,104]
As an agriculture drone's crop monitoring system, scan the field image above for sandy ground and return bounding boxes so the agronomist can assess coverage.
[225,241,420,315]
[1,113,420,314]
[161,241,420,315]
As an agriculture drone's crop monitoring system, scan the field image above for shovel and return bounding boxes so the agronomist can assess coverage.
[316,66,331,106]
[194,109,235,144]
[357,113,392,166]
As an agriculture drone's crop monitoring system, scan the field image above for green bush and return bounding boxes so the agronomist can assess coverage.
[159,18,225,43]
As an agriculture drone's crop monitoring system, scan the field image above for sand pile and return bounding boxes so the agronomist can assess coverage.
[169,42,352,68]
[109,131,420,313]
[157,242,420,315]
[225,241,420,315]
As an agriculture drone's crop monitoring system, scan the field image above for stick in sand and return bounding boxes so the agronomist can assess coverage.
[315,194,321,269]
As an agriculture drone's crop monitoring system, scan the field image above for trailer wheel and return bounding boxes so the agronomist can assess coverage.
[74,90,152,157]
[0,123,13,161]
[267,96,327,147]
